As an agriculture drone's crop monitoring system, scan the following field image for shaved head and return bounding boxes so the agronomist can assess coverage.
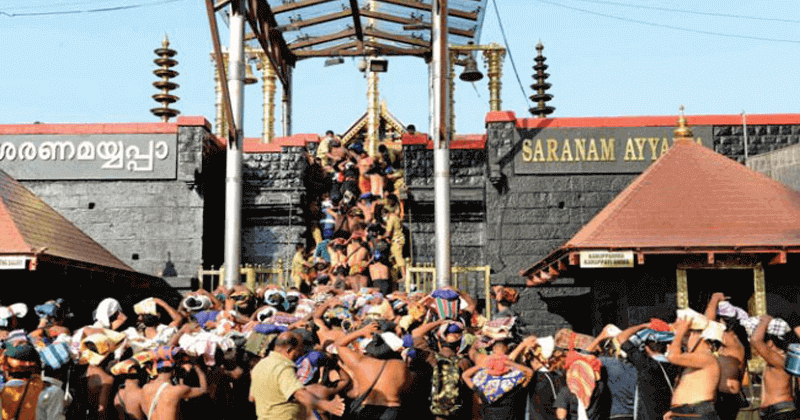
[275,332,301,351]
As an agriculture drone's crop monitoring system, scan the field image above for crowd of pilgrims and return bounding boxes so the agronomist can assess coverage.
[4,286,800,420]
[6,133,800,420]
[298,130,410,297]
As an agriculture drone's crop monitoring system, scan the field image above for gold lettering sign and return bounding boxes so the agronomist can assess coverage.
[515,127,712,174]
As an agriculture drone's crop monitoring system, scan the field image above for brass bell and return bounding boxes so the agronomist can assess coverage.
[244,62,258,85]
[459,53,483,82]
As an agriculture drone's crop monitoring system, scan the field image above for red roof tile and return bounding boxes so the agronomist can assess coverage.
[0,170,133,272]
[521,137,800,282]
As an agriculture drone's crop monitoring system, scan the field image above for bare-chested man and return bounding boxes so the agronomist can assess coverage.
[750,315,799,420]
[111,361,145,420]
[665,317,721,420]
[335,323,411,420]
[139,360,207,420]
[703,293,748,420]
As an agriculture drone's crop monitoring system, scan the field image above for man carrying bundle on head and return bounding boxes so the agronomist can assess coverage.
[749,315,799,420]
[663,310,722,420]
[703,293,749,420]
[618,319,681,420]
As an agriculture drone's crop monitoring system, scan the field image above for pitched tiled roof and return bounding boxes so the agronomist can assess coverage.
[522,138,800,283]
[0,169,133,272]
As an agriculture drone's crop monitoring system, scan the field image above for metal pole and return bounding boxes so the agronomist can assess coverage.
[432,0,451,289]
[282,67,293,137]
[223,0,246,289]
[742,110,748,162]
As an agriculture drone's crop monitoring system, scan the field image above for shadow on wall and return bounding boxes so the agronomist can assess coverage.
[537,290,593,334]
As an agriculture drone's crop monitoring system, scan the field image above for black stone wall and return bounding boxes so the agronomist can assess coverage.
[21,125,225,290]
[714,124,800,162]
[239,121,800,335]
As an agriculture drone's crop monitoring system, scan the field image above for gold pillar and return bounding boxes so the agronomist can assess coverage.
[753,264,766,315]
[213,52,230,137]
[261,53,276,143]
[367,70,380,156]
[483,44,506,111]
[676,268,688,309]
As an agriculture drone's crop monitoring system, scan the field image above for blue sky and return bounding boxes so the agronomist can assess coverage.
[1,0,798,138]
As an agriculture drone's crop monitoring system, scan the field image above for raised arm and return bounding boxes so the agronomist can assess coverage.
[509,336,537,361]
[411,318,446,339]
[751,315,785,368]
[335,323,379,368]
[182,364,208,399]
[704,292,726,321]
[617,323,650,344]
[461,364,482,389]
[667,318,715,369]
[154,298,184,328]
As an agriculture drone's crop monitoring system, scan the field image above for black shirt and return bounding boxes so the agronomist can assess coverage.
[553,373,608,420]
[621,341,682,420]
[529,370,566,420]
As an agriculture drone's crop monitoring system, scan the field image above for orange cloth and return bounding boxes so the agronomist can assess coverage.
[1,375,45,420]
[485,354,510,376]
[566,359,596,408]
[649,318,671,332]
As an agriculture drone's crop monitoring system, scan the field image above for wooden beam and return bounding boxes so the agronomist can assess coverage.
[289,28,355,49]
[348,0,364,53]
[376,0,479,21]
[272,0,336,14]
[213,0,231,11]
[363,28,429,47]
[359,10,475,38]
[769,251,788,265]
[295,41,359,57]
[249,0,296,86]
[279,9,351,30]
[205,0,236,140]
[294,42,428,58]
[363,41,428,56]
[707,252,715,265]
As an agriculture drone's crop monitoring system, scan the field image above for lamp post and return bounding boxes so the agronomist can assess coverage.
[431,0,451,289]
[223,0,246,289]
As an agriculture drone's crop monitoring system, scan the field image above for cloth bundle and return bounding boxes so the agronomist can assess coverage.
[717,301,750,323]
[38,342,71,371]
[93,298,122,329]
[0,303,28,328]
[471,367,526,404]
[134,298,158,316]
[132,346,184,376]
[742,317,791,339]
[182,295,212,312]
[491,286,519,304]
[78,330,126,366]
[554,328,594,352]
[430,289,460,320]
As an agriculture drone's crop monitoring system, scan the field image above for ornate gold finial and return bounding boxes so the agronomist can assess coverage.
[529,41,555,118]
[151,35,180,122]
[673,105,694,139]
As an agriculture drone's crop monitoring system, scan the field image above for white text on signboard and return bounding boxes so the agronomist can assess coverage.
[579,251,634,268]
[0,256,27,270]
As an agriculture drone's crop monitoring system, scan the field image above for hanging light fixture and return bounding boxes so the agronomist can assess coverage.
[324,56,345,67]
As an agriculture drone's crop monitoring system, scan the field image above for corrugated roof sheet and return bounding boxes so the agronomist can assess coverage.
[522,137,800,283]
[0,169,133,272]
